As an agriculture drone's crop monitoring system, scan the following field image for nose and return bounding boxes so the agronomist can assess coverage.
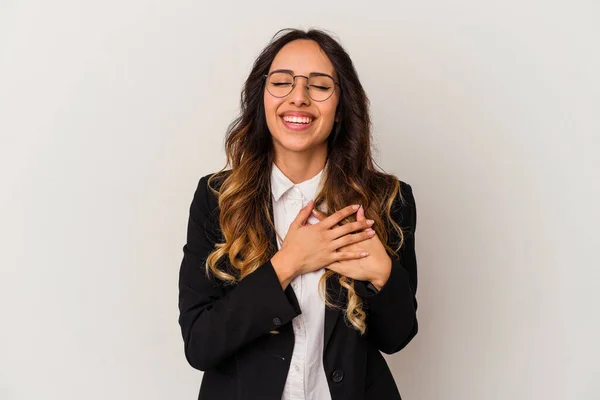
[288,76,310,106]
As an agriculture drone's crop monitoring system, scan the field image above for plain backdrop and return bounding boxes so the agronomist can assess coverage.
[1,0,599,399]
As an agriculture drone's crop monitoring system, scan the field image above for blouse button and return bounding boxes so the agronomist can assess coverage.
[272,317,282,326]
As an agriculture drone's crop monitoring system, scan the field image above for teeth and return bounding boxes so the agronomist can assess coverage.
[283,115,313,124]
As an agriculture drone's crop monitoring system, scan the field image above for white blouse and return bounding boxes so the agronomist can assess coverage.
[271,161,332,400]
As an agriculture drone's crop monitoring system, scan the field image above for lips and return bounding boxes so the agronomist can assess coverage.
[280,111,316,119]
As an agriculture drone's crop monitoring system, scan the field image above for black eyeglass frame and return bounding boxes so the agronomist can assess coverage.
[263,70,342,102]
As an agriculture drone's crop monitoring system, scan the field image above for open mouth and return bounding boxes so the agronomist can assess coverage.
[280,115,314,131]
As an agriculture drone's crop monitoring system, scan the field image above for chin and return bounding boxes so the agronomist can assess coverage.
[280,141,314,153]
[273,134,315,151]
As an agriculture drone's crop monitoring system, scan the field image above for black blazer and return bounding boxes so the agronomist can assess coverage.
[178,171,418,400]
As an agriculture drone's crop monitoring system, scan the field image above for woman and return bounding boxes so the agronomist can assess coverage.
[178,28,418,400]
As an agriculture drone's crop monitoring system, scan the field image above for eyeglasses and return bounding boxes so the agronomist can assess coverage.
[264,70,341,102]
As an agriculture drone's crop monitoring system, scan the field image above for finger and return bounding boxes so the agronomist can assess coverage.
[312,208,327,222]
[320,204,360,230]
[355,205,370,232]
[312,209,343,230]
[356,205,365,222]
[331,219,374,239]
[332,230,375,250]
[291,199,314,228]
[333,250,370,262]
[311,208,325,221]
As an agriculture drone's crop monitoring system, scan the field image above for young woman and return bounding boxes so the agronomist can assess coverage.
[178,28,418,400]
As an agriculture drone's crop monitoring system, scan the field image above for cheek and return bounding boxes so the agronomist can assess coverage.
[317,104,338,126]
[263,95,280,132]
[264,95,279,118]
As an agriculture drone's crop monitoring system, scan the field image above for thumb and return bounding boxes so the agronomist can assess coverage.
[356,204,368,231]
[291,199,314,228]
[356,204,366,222]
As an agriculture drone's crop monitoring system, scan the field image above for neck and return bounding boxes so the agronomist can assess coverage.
[273,149,327,184]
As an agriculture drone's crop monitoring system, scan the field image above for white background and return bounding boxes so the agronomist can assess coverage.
[1,0,599,399]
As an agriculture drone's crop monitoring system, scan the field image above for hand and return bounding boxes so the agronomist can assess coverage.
[273,202,375,280]
[311,205,392,290]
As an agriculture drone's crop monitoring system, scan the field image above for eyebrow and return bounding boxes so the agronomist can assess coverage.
[269,68,334,78]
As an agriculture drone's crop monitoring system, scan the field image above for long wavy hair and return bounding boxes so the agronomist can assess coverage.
[205,28,407,335]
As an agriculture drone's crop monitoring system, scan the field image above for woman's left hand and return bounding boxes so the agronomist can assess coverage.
[311,205,392,290]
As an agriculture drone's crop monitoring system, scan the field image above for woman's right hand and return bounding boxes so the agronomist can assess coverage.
[272,201,376,283]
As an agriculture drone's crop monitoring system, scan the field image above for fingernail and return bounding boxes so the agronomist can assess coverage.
[360,252,369,257]
[352,204,360,210]
[366,219,374,226]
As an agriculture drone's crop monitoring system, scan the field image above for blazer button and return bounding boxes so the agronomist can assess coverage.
[332,369,344,383]
[272,317,282,326]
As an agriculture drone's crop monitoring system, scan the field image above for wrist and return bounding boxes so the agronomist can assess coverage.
[370,277,387,291]
[370,279,384,291]
[370,256,392,290]
[271,251,297,289]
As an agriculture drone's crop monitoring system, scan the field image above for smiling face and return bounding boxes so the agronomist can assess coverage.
[264,39,340,157]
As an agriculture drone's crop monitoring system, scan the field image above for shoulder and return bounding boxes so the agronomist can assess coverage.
[194,169,232,201]
[390,178,417,234]
[397,180,416,209]
[371,172,415,212]
[189,169,232,218]
[200,169,232,191]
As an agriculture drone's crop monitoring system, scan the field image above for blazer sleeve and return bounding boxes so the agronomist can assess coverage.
[178,174,301,371]
[354,181,418,354]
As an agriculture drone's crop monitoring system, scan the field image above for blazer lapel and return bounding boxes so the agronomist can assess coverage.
[324,276,343,352]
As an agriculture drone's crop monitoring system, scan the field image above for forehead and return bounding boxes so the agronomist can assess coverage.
[269,39,336,78]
